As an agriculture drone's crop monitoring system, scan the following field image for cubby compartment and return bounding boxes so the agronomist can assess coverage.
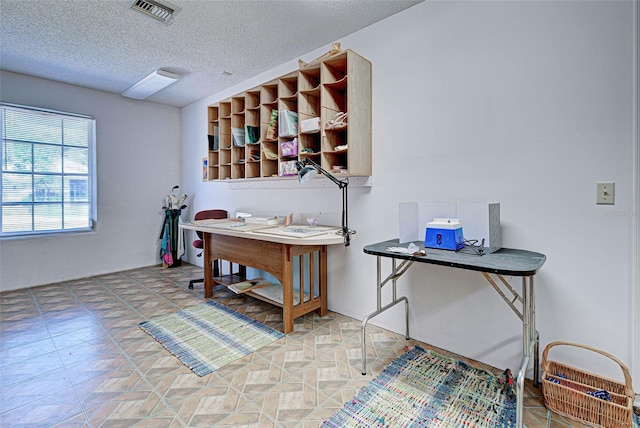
[232,146,245,179]
[219,101,231,118]
[208,151,219,165]
[219,118,231,150]
[299,66,320,91]
[231,114,245,148]
[220,147,231,180]
[231,113,244,130]
[245,160,260,178]
[299,133,321,155]
[208,106,219,136]
[323,150,349,175]
[299,90,320,119]
[232,146,245,164]
[261,156,278,177]
[321,54,348,84]
[278,74,298,117]
[322,128,347,152]
[208,151,219,180]
[300,151,322,168]
[261,83,278,105]
[247,146,261,175]
[231,96,245,114]
[245,109,260,128]
[220,146,231,165]
[207,105,220,152]
[219,165,231,180]
[279,97,298,115]
[245,90,260,110]
[321,87,346,115]
[208,105,219,121]
[278,74,298,98]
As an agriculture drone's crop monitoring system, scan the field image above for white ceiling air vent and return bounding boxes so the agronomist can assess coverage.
[129,0,181,25]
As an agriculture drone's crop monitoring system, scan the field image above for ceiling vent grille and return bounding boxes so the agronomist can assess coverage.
[129,0,180,25]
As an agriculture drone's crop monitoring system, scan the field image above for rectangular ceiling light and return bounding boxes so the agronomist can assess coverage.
[122,69,180,99]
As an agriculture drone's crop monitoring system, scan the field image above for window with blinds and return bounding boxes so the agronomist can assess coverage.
[1,103,96,237]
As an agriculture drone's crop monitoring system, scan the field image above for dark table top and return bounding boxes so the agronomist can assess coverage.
[363,239,546,276]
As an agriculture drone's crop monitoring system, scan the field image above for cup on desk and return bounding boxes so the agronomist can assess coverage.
[300,212,321,228]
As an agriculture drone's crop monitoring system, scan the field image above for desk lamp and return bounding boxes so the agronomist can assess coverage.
[295,158,355,246]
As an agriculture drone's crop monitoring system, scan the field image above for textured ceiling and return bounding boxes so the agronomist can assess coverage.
[0,0,422,107]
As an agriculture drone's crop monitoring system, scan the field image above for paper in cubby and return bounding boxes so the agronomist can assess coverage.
[228,278,271,294]
[266,109,278,140]
[278,110,298,137]
[280,138,298,157]
[208,125,219,150]
[245,125,260,145]
[279,160,298,176]
[231,127,245,147]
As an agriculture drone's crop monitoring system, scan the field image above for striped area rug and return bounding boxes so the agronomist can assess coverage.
[139,301,284,376]
[324,346,517,427]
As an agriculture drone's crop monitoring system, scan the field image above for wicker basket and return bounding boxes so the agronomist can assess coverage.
[542,341,634,428]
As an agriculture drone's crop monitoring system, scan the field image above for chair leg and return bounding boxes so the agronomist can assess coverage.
[189,278,203,289]
[213,260,220,277]
[190,259,220,290]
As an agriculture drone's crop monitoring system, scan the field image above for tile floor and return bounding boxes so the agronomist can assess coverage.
[0,263,606,427]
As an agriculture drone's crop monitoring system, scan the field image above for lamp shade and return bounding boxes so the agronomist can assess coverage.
[297,165,318,183]
[123,69,180,99]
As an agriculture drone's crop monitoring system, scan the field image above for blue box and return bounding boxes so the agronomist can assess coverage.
[425,226,464,250]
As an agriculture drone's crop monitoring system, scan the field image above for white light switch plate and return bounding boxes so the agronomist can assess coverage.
[596,182,615,205]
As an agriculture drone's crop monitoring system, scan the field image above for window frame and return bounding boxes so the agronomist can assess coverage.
[0,102,97,238]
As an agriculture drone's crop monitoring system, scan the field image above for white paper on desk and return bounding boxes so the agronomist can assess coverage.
[192,219,229,225]
[399,202,419,243]
[386,242,421,255]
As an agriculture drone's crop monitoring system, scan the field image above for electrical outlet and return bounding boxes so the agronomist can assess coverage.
[596,182,615,205]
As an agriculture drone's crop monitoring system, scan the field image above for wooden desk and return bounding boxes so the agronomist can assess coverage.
[362,239,546,428]
[181,221,345,333]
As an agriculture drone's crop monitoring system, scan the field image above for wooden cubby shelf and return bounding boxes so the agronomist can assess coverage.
[206,49,371,181]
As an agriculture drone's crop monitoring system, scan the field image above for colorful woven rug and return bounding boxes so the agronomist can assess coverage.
[324,346,517,427]
[139,301,284,376]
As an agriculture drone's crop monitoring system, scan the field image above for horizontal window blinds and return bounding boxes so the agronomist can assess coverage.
[1,104,95,237]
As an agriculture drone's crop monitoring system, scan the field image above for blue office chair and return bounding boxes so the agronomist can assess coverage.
[188,209,228,289]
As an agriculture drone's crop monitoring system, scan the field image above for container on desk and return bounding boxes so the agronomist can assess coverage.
[425,218,464,251]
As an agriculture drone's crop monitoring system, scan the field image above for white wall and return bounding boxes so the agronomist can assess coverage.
[0,71,181,291]
[181,1,638,381]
